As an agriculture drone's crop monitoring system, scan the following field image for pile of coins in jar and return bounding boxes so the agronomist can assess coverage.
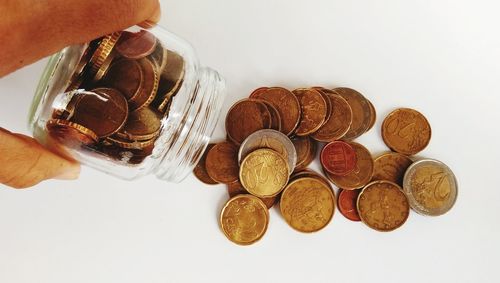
[194,87,458,245]
[46,30,185,164]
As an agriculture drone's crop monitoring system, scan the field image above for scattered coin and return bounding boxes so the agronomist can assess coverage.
[372,152,413,186]
[220,194,269,245]
[227,180,278,209]
[358,180,410,232]
[403,159,458,216]
[193,144,218,185]
[280,177,335,233]
[240,148,289,198]
[338,189,362,222]
[205,142,239,184]
[335,87,373,140]
[311,90,353,142]
[320,141,357,176]
[115,30,157,59]
[225,99,272,145]
[238,129,297,175]
[293,88,328,136]
[382,108,432,156]
[250,87,301,136]
[291,136,317,172]
[260,100,282,132]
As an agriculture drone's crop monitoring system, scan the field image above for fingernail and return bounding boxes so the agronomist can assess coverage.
[55,163,81,180]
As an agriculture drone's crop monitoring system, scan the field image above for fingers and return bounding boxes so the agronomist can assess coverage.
[0,128,80,189]
[0,0,161,77]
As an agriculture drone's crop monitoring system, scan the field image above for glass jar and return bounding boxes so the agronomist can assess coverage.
[28,25,226,182]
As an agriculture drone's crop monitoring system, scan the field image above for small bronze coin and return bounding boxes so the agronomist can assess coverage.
[103,59,144,101]
[290,170,330,187]
[240,148,289,198]
[154,50,185,113]
[292,136,317,172]
[320,141,357,176]
[293,88,328,136]
[116,107,161,141]
[220,194,269,246]
[338,189,362,222]
[205,142,240,184]
[324,142,374,190]
[260,100,282,132]
[358,180,410,232]
[382,108,432,156]
[88,32,122,78]
[115,30,157,59]
[225,99,272,145]
[372,152,413,186]
[313,87,333,128]
[227,180,278,209]
[66,40,101,91]
[128,58,159,111]
[47,119,98,147]
[334,87,373,140]
[70,88,129,138]
[148,41,168,72]
[311,91,353,142]
[250,87,301,136]
[193,144,218,185]
[92,51,116,83]
[107,135,157,150]
[280,177,336,233]
[366,100,377,132]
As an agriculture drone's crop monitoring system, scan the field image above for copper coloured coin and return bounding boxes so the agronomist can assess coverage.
[193,144,218,185]
[313,87,333,128]
[338,189,362,222]
[205,142,240,184]
[260,101,282,132]
[47,119,98,148]
[69,88,129,138]
[250,87,301,136]
[227,180,278,209]
[115,107,161,141]
[292,136,317,172]
[293,88,327,136]
[225,99,272,145]
[372,152,413,186]
[335,87,373,140]
[128,58,159,111]
[103,59,144,101]
[154,50,185,113]
[311,90,353,142]
[115,30,157,60]
[148,41,168,72]
[320,141,357,176]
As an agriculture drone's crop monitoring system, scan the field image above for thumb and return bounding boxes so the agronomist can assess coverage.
[0,128,80,189]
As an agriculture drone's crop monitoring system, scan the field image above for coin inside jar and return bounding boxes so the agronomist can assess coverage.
[320,141,357,176]
[103,59,144,101]
[205,142,240,184]
[311,91,353,142]
[338,189,362,222]
[382,108,432,156]
[47,119,98,148]
[357,180,410,232]
[115,30,157,60]
[403,159,458,216]
[193,144,219,185]
[293,88,328,136]
[115,107,161,141]
[280,177,335,233]
[220,195,270,246]
[225,99,272,145]
[372,152,413,186]
[69,88,129,138]
[128,58,159,111]
[334,87,373,140]
[154,50,185,113]
[238,129,297,175]
[239,148,289,198]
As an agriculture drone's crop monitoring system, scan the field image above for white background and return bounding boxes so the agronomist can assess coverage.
[1,1,499,282]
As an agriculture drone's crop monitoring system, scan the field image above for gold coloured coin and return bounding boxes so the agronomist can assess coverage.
[280,177,335,233]
[88,32,122,78]
[357,180,410,232]
[227,180,278,209]
[372,152,413,186]
[220,195,269,245]
[240,148,289,198]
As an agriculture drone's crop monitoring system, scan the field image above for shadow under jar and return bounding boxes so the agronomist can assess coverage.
[28,25,226,182]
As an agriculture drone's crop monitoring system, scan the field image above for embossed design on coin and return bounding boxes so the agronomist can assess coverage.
[358,181,410,232]
[372,152,413,186]
[193,144,218,185]
[293,88,327,136]
[338,189,362,222]
[250,87,301,136]
[324,142,374,190]
[280,177,335,233]
[335,87,373,140]
[239,129,297,175]
[225,99,272,145]
[240,149,289,198]
[320,141,357,176]
[403,159,457,216]
[312,91,353,142]
[382,108,431,156]
[205,142,240,184]
[220,195,269,245]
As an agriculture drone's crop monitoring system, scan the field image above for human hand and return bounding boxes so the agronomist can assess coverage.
[0,0,161,188]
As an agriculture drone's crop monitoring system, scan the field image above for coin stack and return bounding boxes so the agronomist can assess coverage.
[46,30,185,164]
[194,86,458,245]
